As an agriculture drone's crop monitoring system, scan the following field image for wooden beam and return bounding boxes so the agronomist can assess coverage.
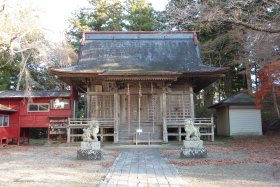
[87,92,114,95]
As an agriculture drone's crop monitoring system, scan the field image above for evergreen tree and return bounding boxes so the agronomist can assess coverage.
[125,0,157,31]
[66,0,162,49]
[67,0,124,50]
[0,53,19,90]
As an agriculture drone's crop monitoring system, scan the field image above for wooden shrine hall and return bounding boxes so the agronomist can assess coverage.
[52,31,228,144]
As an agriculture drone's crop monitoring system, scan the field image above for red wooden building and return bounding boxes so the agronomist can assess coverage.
[0,90,72,145]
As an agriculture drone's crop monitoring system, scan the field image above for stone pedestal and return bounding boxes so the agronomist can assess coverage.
[81,141,100,150]
[77,141,102,160]
[180,140,207,158]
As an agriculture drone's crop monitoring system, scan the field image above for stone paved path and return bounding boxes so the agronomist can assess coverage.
[98,149,186,187]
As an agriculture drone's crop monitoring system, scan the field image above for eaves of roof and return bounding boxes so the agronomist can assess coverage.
[208,91,256,109]
[0,104,17,112]
[0,91,71,98]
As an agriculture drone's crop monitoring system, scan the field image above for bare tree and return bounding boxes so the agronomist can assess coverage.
[166,0,280,33]
[48,41,77,68]
[166,0,280,95]
[0,0,49,91]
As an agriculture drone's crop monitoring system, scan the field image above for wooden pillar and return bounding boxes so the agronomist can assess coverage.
[27,129,30,144]
[67,117,71,143]
[162,92,168,143]
[190,86,195,119]
[114,93,120,143]
[178,126,181,142]
[17,127,20,145]
[86,85,90,118]
[100,127,104,142]
[211,116,214,142]
[47,126,50,142]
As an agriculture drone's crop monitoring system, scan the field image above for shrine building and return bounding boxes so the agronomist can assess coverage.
[51,31,228,144]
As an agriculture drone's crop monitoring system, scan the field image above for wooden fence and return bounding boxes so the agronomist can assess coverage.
[166,117,215,141]
[67,118,114,143]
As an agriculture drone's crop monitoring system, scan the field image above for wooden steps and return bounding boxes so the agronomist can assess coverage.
[118,123,162,143]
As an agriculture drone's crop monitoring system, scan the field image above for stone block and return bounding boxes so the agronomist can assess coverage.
[77,149,102,160]
[183,140,203,149]
[80,141,100,150]
[180,147,207,158]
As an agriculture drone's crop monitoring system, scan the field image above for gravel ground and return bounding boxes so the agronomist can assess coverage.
[0,144,118,187]
[178,163,280,187]
[163,133,280,187]
[1,134,279,187]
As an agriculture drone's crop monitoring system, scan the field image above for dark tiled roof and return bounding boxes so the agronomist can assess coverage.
[0,104,17,112]
[52,31,228,74]
[209,91,256,108]
[0,91,70,98]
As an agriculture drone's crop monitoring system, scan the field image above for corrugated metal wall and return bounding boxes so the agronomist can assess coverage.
[229,108,262,136]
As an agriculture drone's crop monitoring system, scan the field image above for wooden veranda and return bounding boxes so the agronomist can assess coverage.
[66,117,215,143]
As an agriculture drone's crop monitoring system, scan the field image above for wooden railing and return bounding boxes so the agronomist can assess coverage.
[67,117,215,143]
[166,117,215,141]
[67,118,114,142]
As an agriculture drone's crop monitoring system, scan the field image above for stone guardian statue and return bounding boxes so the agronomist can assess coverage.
[184,118,200,141]
[78,120,102,160]
[181,118,207,158]
[81,121,99,142]
[89,121,99,141]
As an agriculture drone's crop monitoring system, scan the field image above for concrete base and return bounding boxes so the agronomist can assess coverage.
[180,140,207,158]
[77,149,102,160]
[80,141,100,150]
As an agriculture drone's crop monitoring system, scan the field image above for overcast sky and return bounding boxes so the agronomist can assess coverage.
[35,0,169,41]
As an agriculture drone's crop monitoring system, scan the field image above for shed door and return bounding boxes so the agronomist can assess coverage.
[229,109,262,136]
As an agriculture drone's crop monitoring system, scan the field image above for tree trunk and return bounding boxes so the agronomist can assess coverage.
[16,52,30,91]
[244,62,253,95]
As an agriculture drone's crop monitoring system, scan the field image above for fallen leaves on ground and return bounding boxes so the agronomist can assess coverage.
[106,151,120,157]
[166,133,280,167]
[162,149,180,157]
[169,157,280,167]
[63,162,83,168]
[99,161,113,167]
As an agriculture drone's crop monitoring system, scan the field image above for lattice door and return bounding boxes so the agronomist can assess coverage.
[166,94,191,121]
[123,94,161,123]
[89,95,114,119]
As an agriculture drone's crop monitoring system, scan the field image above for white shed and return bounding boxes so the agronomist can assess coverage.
[209,91,262,136]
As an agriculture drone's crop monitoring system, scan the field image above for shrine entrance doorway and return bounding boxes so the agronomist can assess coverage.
[118,82,162,143]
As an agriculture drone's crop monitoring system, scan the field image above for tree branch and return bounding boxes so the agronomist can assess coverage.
[200,19,280,33]
[226,19,280,33]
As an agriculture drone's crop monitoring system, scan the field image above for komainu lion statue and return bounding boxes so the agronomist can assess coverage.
[184,118,200,141]
[82,121,100,141]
